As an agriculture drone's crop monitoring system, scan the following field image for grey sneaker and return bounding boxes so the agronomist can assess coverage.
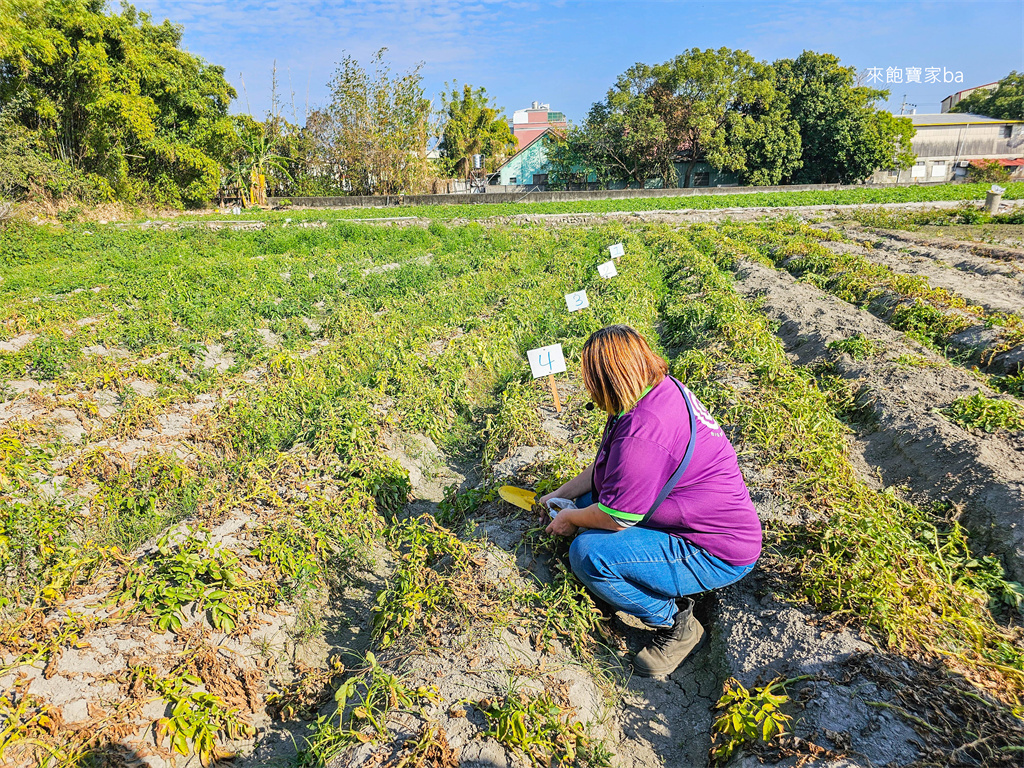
[633,597,705,677]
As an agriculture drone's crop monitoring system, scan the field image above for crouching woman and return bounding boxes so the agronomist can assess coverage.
[539,325,762,677]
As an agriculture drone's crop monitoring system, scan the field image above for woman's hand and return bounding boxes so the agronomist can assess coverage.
[538,491,560,508]
[545,508,578,537]
[537,490,561,524]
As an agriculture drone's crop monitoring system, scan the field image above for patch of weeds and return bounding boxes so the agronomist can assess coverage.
[943,393,1024,433]
[890,300,972,348]
[710,676,806,765]
[481,381,546,477]
[478,689,609,767]
[136,665,255,765]
[372,515,475,648]
[114,526,254,632]
[435,483,493,528]
[298,652,432,765]
[109,386,163,437]
[84,451,209,551]
[826,333,881,360]
[895,352,942,368]
[29,335,78,380]
[993,372,1024,398]
[525,561,606,663]
[289,598,327,645]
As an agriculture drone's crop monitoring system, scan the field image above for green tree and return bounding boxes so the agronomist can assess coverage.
[558,63,675,189]
[650,47,800,187]
[967,159,1011,184]
[437,83,516,177]
[0,0,237,206]
[547,126,607,190]
[774,51,915,183]
[952,72,1024,120]
[309,48,432,196]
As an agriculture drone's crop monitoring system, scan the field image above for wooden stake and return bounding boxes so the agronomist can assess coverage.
[548,374,562,413]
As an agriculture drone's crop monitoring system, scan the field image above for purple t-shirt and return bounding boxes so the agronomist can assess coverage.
[592,376,762,566]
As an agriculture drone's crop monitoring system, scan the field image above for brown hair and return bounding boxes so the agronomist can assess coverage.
[581,325,668,415]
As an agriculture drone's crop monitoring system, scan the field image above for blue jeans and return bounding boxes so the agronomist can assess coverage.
[569,493,755,627]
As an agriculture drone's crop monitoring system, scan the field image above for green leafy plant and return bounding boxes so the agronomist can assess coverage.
[943,393,1024,433]
[827,333,881,360]
[298,652,431,765]
[115,527,250,632]
[479,690,607,767]
[137,667,255,766]
[710,676,803,764]
[372,515,473,647]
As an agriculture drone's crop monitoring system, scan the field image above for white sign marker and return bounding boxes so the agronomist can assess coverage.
[528,343,567,379]
[608,243,625,259]
[565,290,590,312]
[598,261,618,279]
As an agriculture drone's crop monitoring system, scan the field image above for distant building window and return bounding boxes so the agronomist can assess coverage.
[509,177,517,184]
[532,173,548,185]
[1003,125,1013,138]
[911,162,927,178]
[931,162,946,178]
[886,169,898,177]
[693,171,710,187]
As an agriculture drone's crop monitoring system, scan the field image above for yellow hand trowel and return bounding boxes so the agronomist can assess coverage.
[498,485,537,511]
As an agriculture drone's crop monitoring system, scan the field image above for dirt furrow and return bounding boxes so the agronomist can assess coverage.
[851,226,1024,266]
[819,238,1024,317]
[733,259,1024,582]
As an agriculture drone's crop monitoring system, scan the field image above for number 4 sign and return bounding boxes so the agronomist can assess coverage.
[527,343,567,412]
[528,344,567,378]
[608,243,625,259]
[565,290,589,312]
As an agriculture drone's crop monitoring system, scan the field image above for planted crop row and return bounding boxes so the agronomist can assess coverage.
[719,219,1024,390]
[164,182,1024,224]
[644,224,1024,708]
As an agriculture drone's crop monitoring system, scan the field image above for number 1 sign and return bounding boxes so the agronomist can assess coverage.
[527,343,566,412]
[608,243,625,259]
[565,290,589,312]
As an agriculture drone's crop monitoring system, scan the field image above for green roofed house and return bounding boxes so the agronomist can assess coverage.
[491,128,559,188]
[489,128,740,191]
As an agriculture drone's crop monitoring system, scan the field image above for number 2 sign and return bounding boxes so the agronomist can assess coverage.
[598,261,617,279]
[565,290,589,312]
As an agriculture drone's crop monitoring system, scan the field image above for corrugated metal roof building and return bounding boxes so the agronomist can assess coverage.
[870,113,1024,184]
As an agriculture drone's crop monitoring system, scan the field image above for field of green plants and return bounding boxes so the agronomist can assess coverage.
[232,181,1024,222]
[2,203,1023,766]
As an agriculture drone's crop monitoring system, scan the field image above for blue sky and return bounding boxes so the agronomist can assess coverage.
[133,0,1024,124]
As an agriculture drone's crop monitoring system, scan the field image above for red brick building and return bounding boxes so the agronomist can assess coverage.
[511,102,567,149]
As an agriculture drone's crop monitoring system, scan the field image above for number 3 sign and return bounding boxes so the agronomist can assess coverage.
[565,290,589,312]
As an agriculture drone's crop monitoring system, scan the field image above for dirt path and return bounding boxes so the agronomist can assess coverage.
[733,259,1024,583]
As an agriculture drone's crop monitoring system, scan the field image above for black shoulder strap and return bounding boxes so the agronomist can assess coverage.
[639,376,697,525]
